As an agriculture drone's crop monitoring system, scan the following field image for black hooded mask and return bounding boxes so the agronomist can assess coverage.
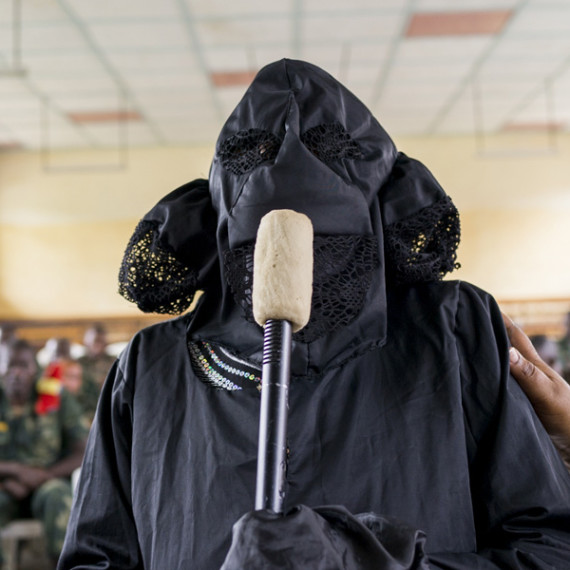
[118,59,460,377]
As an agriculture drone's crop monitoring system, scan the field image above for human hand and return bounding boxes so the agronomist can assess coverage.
[0,460,19,478]
[502,312,570,466]
[11,464,51,491]
[1,477,32,500]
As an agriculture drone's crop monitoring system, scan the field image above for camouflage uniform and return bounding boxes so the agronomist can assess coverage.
[0,386,89,561]
[77,353,115,422]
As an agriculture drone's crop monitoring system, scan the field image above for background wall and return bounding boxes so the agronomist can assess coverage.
[402,133,570,301]
[0,134,569,322]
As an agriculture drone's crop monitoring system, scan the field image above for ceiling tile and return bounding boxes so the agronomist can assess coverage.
[406,10,512,37]
[22,23,87,51]
[144,103,218,121]
[415,0,518,10]
[158,120,221,144]
[346,63,388,86]
[203,48,253,71]
[349,42,392,66]
[508,6,570,34]
[22,51,107,76]
[489,36,570,61]
[0,120,40,143]
[253,47,296,69]
[211,70,257,87]
[508,92,560,122]
[135,88,213,108]
[304,0,404,10]
[79,122,153,146]
[348,84,376,106]
[473,80,538,102]
[397,36,493,62]
[68,110,143,124]
[0,97,40,113]
[88,21,189,50]
[0,120,19,138]
[388,62,467,83]
[54,93,128,111]
[123,73,203,91]
[69,0,180,20]
[217,86,249,116]
[379,112,434,135]
[108,51,200,72]
[381,82,459,105]
[554,67,570,92]
[31,75,118,95]
[0,77,34,97]
[478,59,562,81]
[126,80,210,108]
[435,98,476,134]
[187,0,293,17]
[303,12,404,42]
[195,17,292,45]
[41,121,94,149]
[18,1,68,22]
[298,44,346,71]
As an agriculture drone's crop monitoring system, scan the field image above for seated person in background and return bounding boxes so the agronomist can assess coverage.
[0,323,17,377]
[0,340,88,567]
[505,314,570,471]
[42,338,73,365]
[60,359,95,425]
[60,360,83,398]
[529,334,564,377]
[77,325,115,419]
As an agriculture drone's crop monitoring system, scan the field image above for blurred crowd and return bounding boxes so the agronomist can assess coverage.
[0,322,117,568]
[0,323,117,427]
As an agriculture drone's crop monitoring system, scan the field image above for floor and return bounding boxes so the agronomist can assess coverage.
[1,539,54,570]
[20,542,54,570]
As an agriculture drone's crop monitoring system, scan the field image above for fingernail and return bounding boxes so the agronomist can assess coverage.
[509,347,520,364]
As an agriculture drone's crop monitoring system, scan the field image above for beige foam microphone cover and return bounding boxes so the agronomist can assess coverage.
[252,210,314,332]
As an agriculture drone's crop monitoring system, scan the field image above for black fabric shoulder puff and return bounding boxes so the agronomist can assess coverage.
[118,179,219,315]
[380,153,461,284]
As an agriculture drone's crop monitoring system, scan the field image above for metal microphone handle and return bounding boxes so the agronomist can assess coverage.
[255,318,292,513]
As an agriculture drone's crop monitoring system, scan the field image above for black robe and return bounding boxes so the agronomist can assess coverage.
[58,59,570,569]
[59,281,570,569]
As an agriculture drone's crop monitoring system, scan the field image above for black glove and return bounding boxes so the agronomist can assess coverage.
[220,504,429,570]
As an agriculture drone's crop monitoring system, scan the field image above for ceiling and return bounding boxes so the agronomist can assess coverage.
[1,0,569,153]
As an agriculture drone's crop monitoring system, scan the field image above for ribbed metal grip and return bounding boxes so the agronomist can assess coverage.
[255,319,292,513]
[262,319,286,364]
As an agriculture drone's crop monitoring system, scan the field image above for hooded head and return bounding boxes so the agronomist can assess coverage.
[118,59,460,376]
[210,59,396,245]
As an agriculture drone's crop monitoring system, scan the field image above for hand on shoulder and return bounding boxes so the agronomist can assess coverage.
[503,312,570,468]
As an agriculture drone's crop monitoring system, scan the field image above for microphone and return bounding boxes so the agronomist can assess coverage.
[252,209,313,513]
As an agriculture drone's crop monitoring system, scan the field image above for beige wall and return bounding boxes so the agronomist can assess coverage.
[402,134,570,300]
[0,134,569,319]
[454,209,569,299]
[0,147,212,319]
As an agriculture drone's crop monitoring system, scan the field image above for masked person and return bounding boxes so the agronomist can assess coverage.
[58,60,570,569]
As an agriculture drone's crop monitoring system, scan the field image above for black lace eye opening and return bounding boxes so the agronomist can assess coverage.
[218,123,363,176]
[218,129,282,175]
[301,122,363,163]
